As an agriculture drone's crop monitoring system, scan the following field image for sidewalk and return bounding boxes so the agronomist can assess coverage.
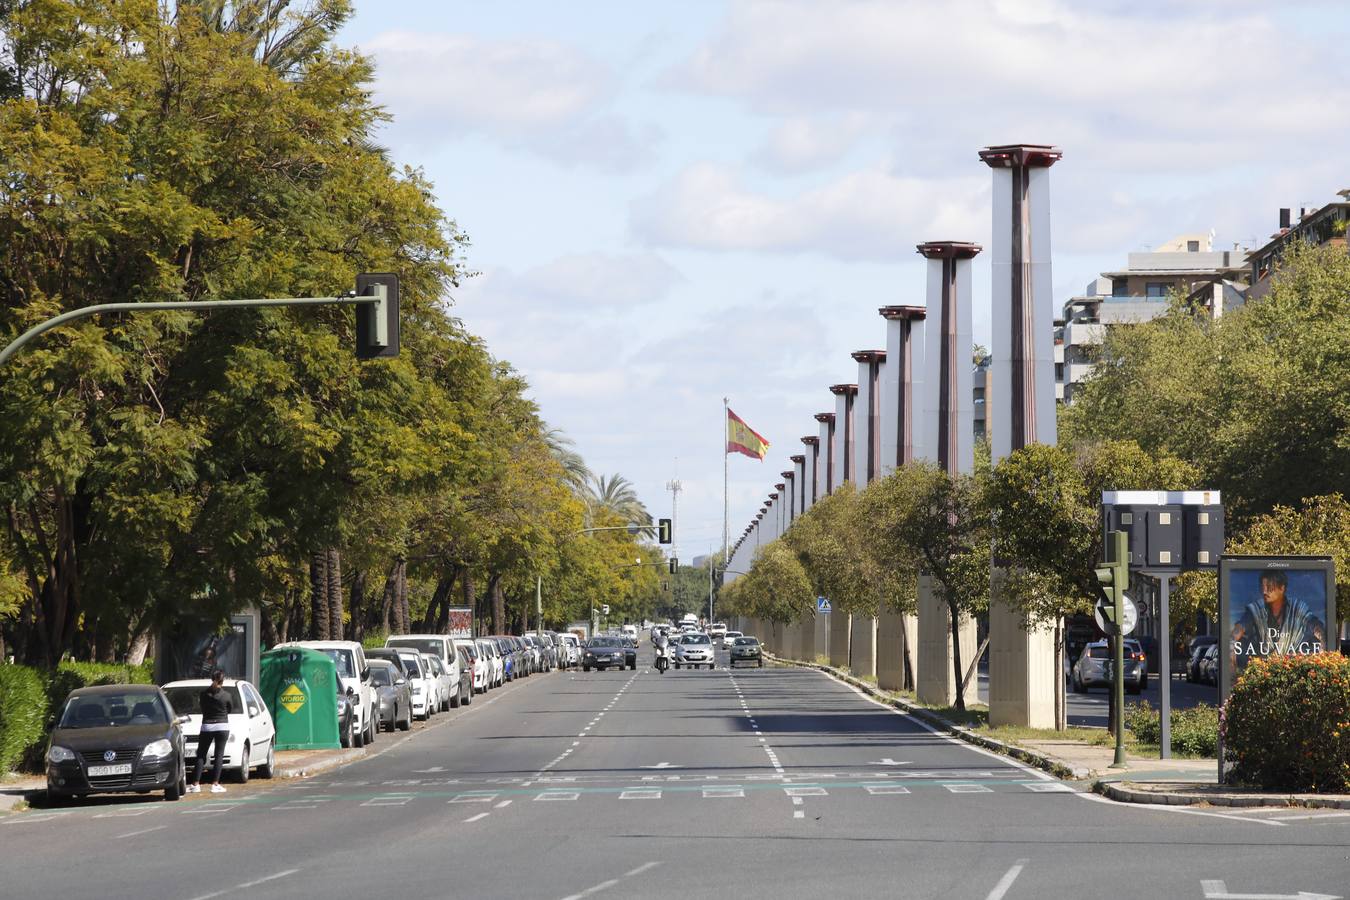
[770,653,1350,811]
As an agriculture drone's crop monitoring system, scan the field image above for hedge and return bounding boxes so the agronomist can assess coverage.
[0,660,155,776]
[1223,652,1350,793]
[0,665,50,776]
[1126,700,1219,757]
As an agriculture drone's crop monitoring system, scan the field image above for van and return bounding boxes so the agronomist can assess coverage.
[278,640,377,748]
[386,634,463,696]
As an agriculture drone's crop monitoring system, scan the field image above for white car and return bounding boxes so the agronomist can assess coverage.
[386,634,464,695]
[456,639,488,693]
[559,634,582,667]
[162,679,276,783]
[675,633,715,669]
[476,639,503,688]
[280,640,377,747]
[424,653,455,712]
[708,623,728,640]
[391,648,436,720]
[723,630,743,645]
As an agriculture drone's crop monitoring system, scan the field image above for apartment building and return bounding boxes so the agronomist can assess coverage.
[1247,195,1350,300]
[1056,234,1248,403]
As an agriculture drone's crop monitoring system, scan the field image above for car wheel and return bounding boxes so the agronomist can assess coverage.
[165,763,184,801]
[451,689,461,709]
[674,663,681,669]
[366,710,378,744]
[1071,675,1083,694]
[237,743,250,784]
[757,660,763,668]
[340,716,352,748]
[259,742,275,779]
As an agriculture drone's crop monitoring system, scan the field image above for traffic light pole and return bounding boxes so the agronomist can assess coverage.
[0,289,391,370]
[1109,531,1128,769]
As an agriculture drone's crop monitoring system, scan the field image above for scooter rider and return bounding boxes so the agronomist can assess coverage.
[652,629,670,672]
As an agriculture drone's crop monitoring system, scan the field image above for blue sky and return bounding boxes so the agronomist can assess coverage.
[339,0,1350,559]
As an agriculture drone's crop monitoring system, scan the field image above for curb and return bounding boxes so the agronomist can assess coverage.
[275,748,366,779]
[765,653,1089,781]
[1094,780,1350,810]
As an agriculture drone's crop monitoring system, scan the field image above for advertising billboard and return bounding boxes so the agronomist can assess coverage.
[447,607,473,638]
[156,609,261,688]
[1219,556,1337,701]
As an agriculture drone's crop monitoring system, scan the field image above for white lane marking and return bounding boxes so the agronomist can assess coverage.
[463,812,489,823]
[1201,879,1341,899]
[943,783,992,793]
[185,868,300,900]
[94,808,155,819]
[792,797,803,806]
[1022,782,1073,793]
[619,789,661,800]
[1267,811,1350,821]
[450,792,498,803]
[985,859,1028,900]
[535,792,579,801]
[2,813,70,825]
[115,824,168,839]
[624,862,661,878]
[793,809,805,819]
[785,787,827,796]
[495,799,513,808]
[1073,790,1289,825]
[865,784,911,795]
[703,787,744,798]
[561,879,619,900]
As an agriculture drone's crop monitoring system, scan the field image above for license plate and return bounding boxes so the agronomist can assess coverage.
[87,763,132,777]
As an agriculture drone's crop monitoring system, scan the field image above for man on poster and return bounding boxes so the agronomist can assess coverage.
[1230,569,1327,670]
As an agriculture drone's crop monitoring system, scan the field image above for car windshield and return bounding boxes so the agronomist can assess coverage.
[588,638,618,648]
[319,648,356,678]
[60,691,170,728]
[402,657,423,677]
[369,666,393,686]
[733,637,758,646]
[387,638,445,659]
[681,634,710,645]
[164,685,243,716]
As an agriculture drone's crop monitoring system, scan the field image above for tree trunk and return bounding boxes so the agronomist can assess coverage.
[488,574,504,635]
[949,600,965,712]
[126,629,151,667]
[380,564,396,634]
[309,551,329,640]
[397,560,409,634]
[327,549,343,640]
[461,568,477,635]
[349,569,367,642]
[261,603,280,651]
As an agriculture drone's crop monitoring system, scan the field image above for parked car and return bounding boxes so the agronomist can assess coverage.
[1070,640,1144,694]
[1198,643,1220,685]
[728,635,763,668]
[522,634,542,674]
[335,680,357,748]
[476,638,503,688]
[455,639,488,693]
[280,640,377,748]
[46,684,188,803]
[424,652,456,711]
[451,645,474,705]
[366,659,412,732]
[1186,636,1218,682]
[723,630,743,645]
[162,678,276,782]
[675,633,715,669]
[558,633,582,667]
[365,647,411,681]
[386,634,465,698]
[391,649,436,720]
[582,636,628,671]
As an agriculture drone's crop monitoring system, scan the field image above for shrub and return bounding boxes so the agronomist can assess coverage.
[0,665,50,775]
[46,661,155,714]
[1223,652,1350,793]
[1126,700,1219,757]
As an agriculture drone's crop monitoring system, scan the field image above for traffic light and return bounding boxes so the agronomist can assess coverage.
[355,272,400,359]
[657,518,672,544]
[668,558,678,574]
[1094,530,1130,631]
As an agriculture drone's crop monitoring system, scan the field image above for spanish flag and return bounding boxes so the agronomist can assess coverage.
[726,408,770,460]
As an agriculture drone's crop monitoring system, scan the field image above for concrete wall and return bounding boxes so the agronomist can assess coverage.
[877,608,917,692]
[813,613,828,664]
[988,591,1057,728]
[916,576,979,707]
[829,612,851,668]
[850,615,877,679]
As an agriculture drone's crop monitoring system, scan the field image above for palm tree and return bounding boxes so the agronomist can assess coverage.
[542,426,592,495]
[585,473,651,526]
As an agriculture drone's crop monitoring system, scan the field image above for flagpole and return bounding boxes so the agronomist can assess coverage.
[722,396,729,568]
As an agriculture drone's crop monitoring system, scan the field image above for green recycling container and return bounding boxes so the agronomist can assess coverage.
[259,646,340,750]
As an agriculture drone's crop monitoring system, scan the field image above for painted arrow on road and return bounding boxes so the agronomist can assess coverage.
[866,759,911,766]
[1201,880,1340,900]
[639,762,681,769]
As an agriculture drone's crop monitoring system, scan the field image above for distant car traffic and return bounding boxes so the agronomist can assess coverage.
[162,678,276,782]
[728,636,762,668]
[46,684,188,803]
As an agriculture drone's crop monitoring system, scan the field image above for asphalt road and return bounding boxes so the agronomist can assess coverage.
[2,642,1346,900]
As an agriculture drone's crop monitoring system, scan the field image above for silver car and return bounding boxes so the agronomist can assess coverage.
[1071,640,1144,694]
[675,633,715,669]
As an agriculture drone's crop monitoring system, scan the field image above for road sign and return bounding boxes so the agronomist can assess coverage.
[601,604,610,616]
[1095,593,1137,636]
[817,597,831,613]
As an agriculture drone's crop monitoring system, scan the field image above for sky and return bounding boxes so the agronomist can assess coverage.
[339,0,1350,562]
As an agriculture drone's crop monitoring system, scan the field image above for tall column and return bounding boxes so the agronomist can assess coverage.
[829,384,857,487]
[981,143,1062,729]
[915,240,981,707]
[851,351,886,486]
[782,472,795,525]
[814,413,835,496]
[791,455,806,517]
[829,611,851,669]
[801,437,819,512]
[774,484,786,534]
[878,306,928,475]
[850,613,877,680]
[878,605,917,692]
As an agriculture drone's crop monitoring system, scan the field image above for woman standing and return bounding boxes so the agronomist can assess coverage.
[189,669,234,794]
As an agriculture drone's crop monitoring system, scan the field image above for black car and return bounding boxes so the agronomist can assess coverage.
[367,659,412,732]
[46,684,188,803]
[582,637,630,671]
[728,636,763,668]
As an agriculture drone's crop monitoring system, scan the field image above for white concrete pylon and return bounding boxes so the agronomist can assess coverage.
[791,455,806,518]
[801,437,819,512]
[814,412,835,496]
[918,241,981,476]
[878,306,928,476]
[829,384,857,486]
[851,350,886,485]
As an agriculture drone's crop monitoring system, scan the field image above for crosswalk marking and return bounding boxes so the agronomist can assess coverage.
[943,783,993,793]
[619,789,662,800]
[784,787,827,797]
[865,784,911,795]
[184,802,241,814]
[1021,782,1073,793]
[94,808,155,818]
[703,787,745,798]
[535,792,580,801]
[449,792,498,803]
[361,794,413,807]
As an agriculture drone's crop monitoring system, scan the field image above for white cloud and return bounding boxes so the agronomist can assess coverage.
[630,161,987,260]
[751,114,872,173]
[463,252,685,313]
[363,31,660,170]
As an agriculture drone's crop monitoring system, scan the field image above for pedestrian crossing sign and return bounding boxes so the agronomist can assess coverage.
[817,597,831,613]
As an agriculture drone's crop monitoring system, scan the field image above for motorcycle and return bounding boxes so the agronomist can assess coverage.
[654,643,669,674]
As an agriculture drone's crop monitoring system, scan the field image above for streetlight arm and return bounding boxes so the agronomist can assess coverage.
[0,295,375,369]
